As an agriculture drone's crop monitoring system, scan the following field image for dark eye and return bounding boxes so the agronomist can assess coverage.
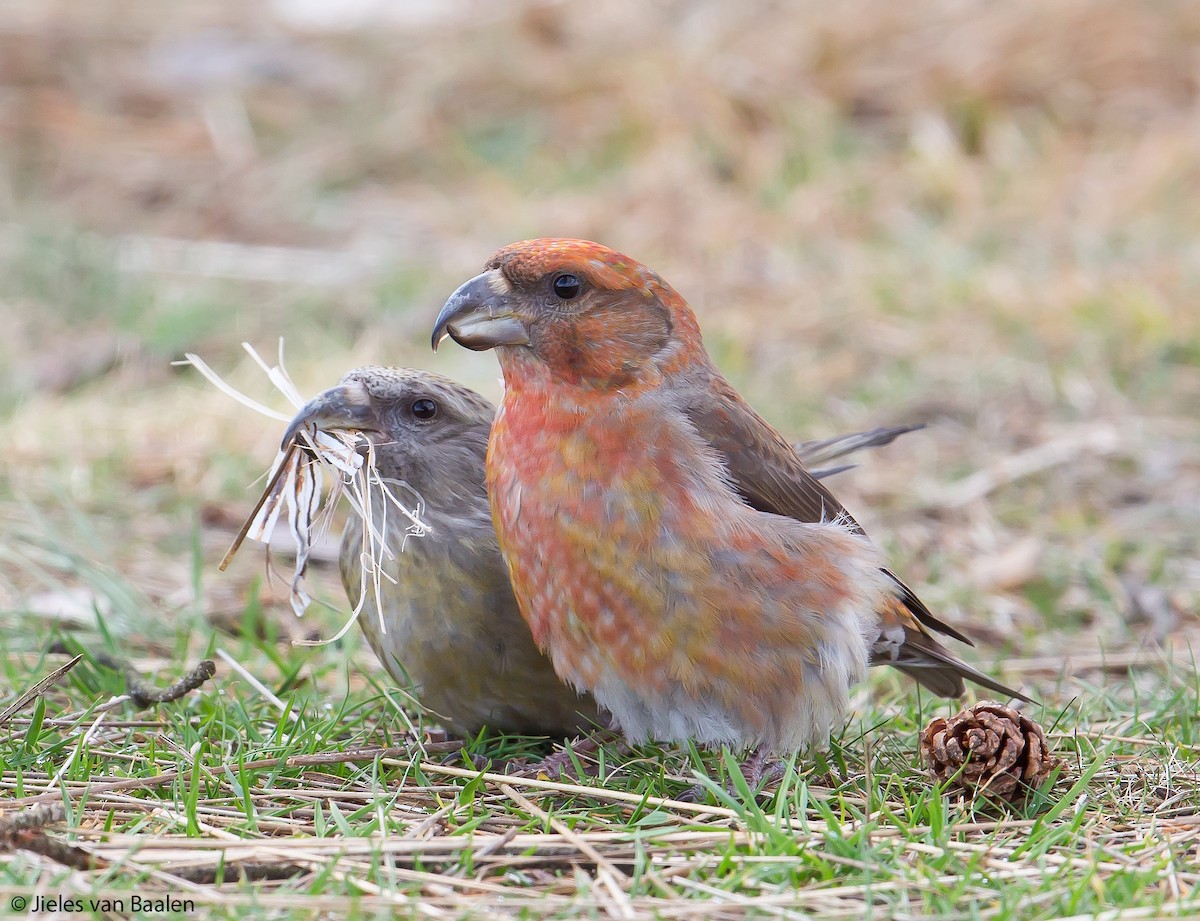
[411,398,438,420]
[552,273,582,300]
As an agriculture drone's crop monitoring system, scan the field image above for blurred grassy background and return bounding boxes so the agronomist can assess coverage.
[0,0,1197,673]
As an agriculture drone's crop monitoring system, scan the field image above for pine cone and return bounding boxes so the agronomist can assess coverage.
[920,701,1058,800]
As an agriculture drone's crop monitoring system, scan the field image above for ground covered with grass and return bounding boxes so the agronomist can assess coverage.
[1,639,1198,919]
[1,1,1199,918]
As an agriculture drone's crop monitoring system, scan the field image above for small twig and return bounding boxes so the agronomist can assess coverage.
[0,804,103,873]
[166,862,309,884]
[20,651,215,786]
[6,830,104,872]
[48,643,216,708]
[0,803,65,838]
[123,660,216,707]
[930,424,1119,508]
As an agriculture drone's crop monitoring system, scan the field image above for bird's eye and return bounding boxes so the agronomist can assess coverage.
[552,273,582,300]
[411,398,438,420]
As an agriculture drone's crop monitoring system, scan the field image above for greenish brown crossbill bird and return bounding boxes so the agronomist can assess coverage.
[284,366,926,740]
[432,239,1028,754]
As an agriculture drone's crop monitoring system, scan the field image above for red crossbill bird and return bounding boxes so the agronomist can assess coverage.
[433,239,1028,754]
[284,366,927,741]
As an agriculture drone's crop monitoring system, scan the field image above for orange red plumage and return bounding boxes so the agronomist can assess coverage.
[434,238,1026,753]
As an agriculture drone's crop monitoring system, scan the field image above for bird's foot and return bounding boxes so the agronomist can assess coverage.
[442,750,490,771]
[679,747,786,803]
[509,731,627,779]
[739,747,787,790]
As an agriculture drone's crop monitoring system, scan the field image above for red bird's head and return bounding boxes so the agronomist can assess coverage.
[432,239,708,391]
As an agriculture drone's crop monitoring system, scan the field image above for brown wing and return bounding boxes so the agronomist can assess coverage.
[687,376,864,529]
[874,598,1033,702]
[681,374,1028,701]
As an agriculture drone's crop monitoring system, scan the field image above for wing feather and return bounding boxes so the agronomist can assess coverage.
[679,373,1027,701]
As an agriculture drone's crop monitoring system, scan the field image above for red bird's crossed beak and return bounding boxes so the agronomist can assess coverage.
[431,270,532,352]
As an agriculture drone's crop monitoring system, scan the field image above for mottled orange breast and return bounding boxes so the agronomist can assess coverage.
[489,382,680,687]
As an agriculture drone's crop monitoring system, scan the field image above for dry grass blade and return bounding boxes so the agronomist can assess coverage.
[181,341,430,636]
[216,442,300,572]
[0,654,83,727]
